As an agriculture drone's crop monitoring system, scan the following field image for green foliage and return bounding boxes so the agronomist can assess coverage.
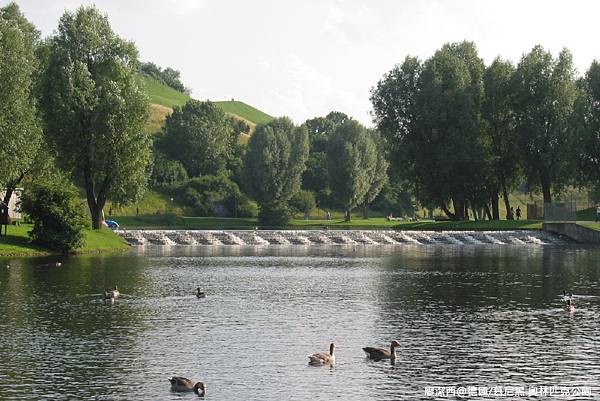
[258,200,292,226]
[39,6,152,228]
[327,119,378,215]
[512,45,578,203]
[0,3,42,187]
[159,100,236,177]
[140,61,188,93]
[290,190,316,216]
[301,112,350,196]
[176,174,254,217]
[150,151,188,188]
[574,60,600,189]
[245,117,309,204]
[20,177,88,253]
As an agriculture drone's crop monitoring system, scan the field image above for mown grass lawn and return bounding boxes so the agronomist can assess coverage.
[113,214,542,231]
[0,225,129,256]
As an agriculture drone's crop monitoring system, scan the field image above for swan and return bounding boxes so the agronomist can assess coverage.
[363,340,401,361]
[169,376,206,396]
[308,342,335,365]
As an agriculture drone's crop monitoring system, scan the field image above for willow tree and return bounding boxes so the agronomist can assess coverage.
[40,6,151,228]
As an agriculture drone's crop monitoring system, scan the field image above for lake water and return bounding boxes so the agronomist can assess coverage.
[1,244,599,400]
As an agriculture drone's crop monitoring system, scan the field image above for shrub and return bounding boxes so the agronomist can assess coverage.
[20,178,88,253]
[290,190,316,217]
[150,151,188,188]
[258,200,291,226]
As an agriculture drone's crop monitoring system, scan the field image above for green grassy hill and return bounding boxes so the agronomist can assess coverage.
[141,75,273,129]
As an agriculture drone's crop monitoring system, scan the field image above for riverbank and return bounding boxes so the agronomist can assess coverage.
[114,214,542,231]
[0,225,129,256]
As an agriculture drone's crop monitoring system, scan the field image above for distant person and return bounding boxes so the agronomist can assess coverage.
[509,206,514,220]
[515,206,521,220]
[596,204,600,222]
[136,207,139,216]
[326,211,331,221]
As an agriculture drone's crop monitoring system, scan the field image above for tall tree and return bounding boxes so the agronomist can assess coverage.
[40,6,151,228]
[0,3,42,191]
[574,61,600,189]
[301,111,349,207]
[158,100,236,177]
[482,57,520,219]
[512,46,577,203]
[244,117,308,224]
[361,129,389,219]
[412,41,486,219]
[327,120,377,221]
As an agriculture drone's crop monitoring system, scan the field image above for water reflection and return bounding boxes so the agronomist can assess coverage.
[0,245,599,400]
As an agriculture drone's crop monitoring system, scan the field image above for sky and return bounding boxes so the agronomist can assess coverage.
[4,0,600,125]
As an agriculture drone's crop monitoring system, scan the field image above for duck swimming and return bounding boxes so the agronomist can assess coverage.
[196,287,206,298]
[169,377,206,396]
[308,342,335,365]
[363,340,401,362]
[104,285,120,300]
[565,297,576,313]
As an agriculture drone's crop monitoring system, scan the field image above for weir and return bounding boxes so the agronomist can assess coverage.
[116,229,566,246]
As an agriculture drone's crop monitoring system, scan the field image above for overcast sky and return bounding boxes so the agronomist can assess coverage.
[5,0,600,125]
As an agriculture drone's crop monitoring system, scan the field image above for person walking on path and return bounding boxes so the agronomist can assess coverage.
[516,206,522,220]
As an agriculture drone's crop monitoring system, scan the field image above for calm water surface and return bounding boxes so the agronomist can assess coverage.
[1,245,600,400]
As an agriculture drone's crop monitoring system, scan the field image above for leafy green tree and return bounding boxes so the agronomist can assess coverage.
[361,130,389,219]
[40,6,151,229]
[574,61,600,189]
[0,3,42,191]
[512,46,578,203]
[244,117,309,224]
[159,100,236,177]
[150,151,188,188]
[482,57,520,219]
[301,111,349,207]
[140,61,188,93]
[290,190,316,218]
[21,176,88,253]
[327,120,377,221]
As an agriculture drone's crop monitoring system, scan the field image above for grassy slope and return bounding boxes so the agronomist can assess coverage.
[141,76,273,128]
[0,226,129,257]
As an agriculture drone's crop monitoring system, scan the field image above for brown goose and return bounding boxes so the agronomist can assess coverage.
[363,340,400,361]
[308,342,336,365]
[169,376,206,396]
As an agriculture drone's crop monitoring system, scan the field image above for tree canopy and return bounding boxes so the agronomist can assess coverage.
[244,117,308,224]
[158,100,237,178]
[40,6,151,228]
[0,3,42,187]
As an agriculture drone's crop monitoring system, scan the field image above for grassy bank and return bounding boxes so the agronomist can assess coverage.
[113,214,542,231]
[0,225,129,257]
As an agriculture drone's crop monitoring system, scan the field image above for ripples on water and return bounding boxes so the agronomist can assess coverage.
[1,245,599,400]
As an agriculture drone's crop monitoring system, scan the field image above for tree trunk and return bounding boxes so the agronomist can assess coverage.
[502,185,512,220]
[441,204,456,219]
[452,198,465,220]
[362,202,369,219]
[84,168,111,229]
[491,192,499,220]
[541,177,552,204]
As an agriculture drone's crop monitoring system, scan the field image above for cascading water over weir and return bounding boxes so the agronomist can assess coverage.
[116,229,566,246]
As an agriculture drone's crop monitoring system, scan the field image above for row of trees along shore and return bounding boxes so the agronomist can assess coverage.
[371,41,600,220]
[3,2,600,234]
